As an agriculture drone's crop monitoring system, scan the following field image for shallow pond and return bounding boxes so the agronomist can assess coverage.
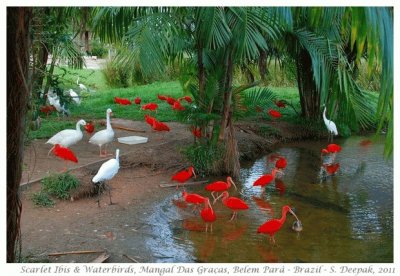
[143,135,393,263]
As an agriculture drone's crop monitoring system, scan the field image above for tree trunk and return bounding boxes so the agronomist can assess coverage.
[296,48,320,119]
[7,7,32,263]
[197,41,206,108]
[218,52,233,141]
[258,49,268,84]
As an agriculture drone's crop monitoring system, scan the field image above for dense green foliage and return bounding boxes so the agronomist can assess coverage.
[41,172,80,200]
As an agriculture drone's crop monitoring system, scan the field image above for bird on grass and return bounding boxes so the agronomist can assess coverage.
[200,198,217,233]
[171,166,196,189]
[89,108,114,157]
[52,144,78,171]
[92,149,120,207]
[77,76,88,91]
[216,191,249,221]
[257,205,300,245]
[322,105,338,142]
[46,119,86,155]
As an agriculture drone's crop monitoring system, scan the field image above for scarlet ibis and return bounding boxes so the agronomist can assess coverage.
[217,191,249,221]
[134,97,141,105]
[171,166,196,189]
[84,121,95,134]
[89,108,114,157]
[114,97,132,105]
[268,109,282,119]
[157,94,168,101]
[257,205,300,245]
[179,96,192,103]
[152,120,170,132]
[275,157,287,169]
[274,100,286,108]
[322,105,338,142]
[191,127,201,138]
[182,190,206,212]
[92,149,120,206]
[172,101,185,111]
[253,168,278,192]
[46,119,86,155]
[205,176,237,204]
[39,105,56,117]
[200,198,217,232]
[52,144,78,171]
[141,103,158,111]
[166,97,176,105]
[326,143,341,153]
[144,114,156,127]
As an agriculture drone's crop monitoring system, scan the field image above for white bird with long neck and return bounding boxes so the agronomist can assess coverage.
[68,89,81,105]
[92,149,120,206]
[77,76,88,91]
[323,105,338,142]
[46,119,86,155]
[89,108,115,157]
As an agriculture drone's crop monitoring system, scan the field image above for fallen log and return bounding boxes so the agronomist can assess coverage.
[91,252,110,263]
[123,254,140,263]
[159,180,209,188]
[48,250,105,257]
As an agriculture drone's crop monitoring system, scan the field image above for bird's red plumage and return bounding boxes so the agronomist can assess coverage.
[142,103,158,111]
[205,181,229,192]
[172,167,194,183]
[274,100,286,108]
[179,96,192,103]
[172,101,185,111]
[268,109,282,119]
[327,143,341,153]
[275,157,287,169]
[201,206,216,223]
[134,97,141,105]
[324,163,340,175]
[53,144,78,163]
[144,114,156,126]
[166,97,176,105]
[157,94,168,101]
[84,122,95,134]
[152,120,170,131]
[257,219,283,236]
[114,97,132,105]
[191,127,201,138]
[223,197,249,211]
[253,174,274,187]
[183,191,205,205]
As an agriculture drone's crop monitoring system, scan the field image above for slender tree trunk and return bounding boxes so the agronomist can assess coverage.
[258,49,268,84]
[7,7,32,263]
[219,52,233,141]
[197,41,206,107]
[296,48,320,119]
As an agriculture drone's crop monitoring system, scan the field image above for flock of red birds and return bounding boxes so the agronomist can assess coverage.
[255,99,286,120]
[320,143,342,177]
[169,153,303,245]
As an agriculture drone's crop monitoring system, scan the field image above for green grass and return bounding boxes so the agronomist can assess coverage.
[31,191,55,207]
[41,172,80,200]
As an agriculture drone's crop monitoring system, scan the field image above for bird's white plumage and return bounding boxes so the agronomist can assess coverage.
[77,76,88,91]
[323,107,338,135]
[69,89,81,105]
[92,149,120,183]
[89,108,114,147]
[46,119,86,147]
[48,92,70,115]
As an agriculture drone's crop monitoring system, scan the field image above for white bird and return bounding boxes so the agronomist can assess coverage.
[68,89,81,105]
[47,91,70,116]
[77,76,88,91]
[92,149,120,206]
[89,108,114,157]
[46,119,87,155]
[323,105,338,142]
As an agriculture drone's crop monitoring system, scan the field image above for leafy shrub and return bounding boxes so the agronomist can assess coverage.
[41,172,80,200]
[89,39,108,58]
[31,191,54,207]
[102,59,131,88]
[184,143,224,177]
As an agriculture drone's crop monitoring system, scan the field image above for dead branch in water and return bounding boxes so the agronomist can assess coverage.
[48,250,105,257]
[159,180,209,188]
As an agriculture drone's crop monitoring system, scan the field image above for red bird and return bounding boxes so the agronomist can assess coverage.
[179,96,192,103]
[134,97,141,105]
[157,94,168,101]
[274,100,286,108]
[144,114,156,127]
[205,176,237,203]
[172,101,185,111]
[152,120,170,132]
[200,198,217,233]
[253,168,278,192]
[326,143,342,153]
[257,205,300,245]
[268,109,282,119]
[171,166,196,188]
[166,97,176,105]
[84,121,95,134]
[53,144,78,171]
[217,191,249,221]
[39,105,56,117]
[141,103,158,111]
[114,97,132,105]
[275,157,287,169]
[182,190,206,212]
[191,127,201,138]
[324,163,340,175]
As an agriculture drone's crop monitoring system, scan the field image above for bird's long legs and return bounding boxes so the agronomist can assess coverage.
[230,212,238,221]
[96,182,113,206]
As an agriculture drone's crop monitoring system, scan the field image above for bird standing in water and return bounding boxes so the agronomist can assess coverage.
[205,176,237,204]
[200,198,216,233]
[257,205,300,245]
[322,105,338,142]
[217,191,249,221]
[92,149,120,206]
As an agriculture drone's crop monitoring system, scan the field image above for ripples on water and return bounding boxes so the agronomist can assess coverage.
[143,136,393,263]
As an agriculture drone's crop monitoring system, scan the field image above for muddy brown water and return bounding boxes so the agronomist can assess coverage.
[20,134,392,263]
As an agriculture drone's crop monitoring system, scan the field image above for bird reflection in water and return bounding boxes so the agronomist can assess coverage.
[274,179,286,196]
[252,195,274,216]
